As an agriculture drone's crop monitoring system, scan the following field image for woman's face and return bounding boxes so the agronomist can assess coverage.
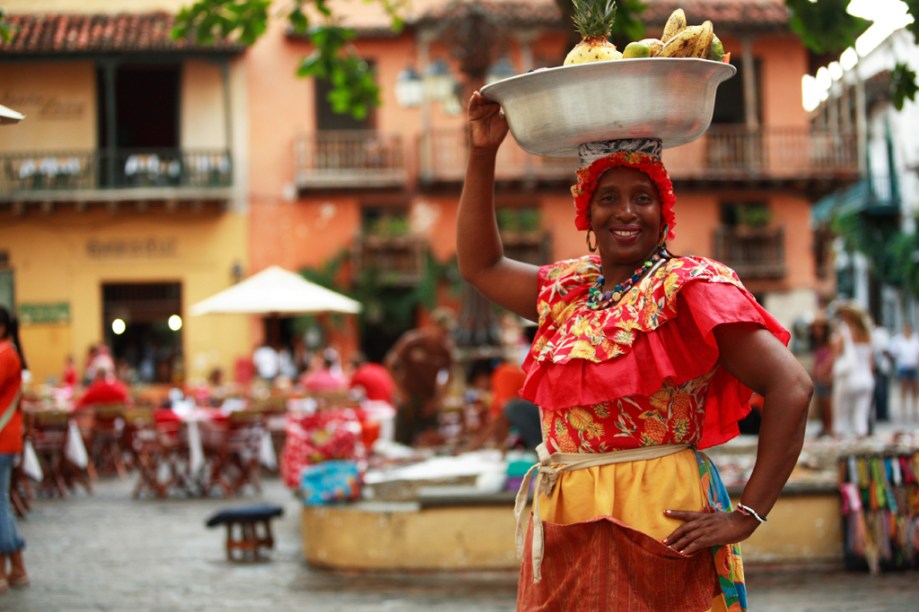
[589,166,662,269]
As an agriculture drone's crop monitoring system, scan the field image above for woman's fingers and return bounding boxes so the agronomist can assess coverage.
[663,509,757,556]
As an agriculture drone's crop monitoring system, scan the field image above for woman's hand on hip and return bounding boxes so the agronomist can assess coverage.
[661,507,759,556]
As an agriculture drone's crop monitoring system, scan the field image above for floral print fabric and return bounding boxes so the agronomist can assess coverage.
[520,254,790,450]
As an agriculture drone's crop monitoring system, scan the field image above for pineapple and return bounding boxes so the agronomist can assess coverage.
[564,0,622,65]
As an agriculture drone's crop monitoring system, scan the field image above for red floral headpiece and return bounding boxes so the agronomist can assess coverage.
[570,146,677,242]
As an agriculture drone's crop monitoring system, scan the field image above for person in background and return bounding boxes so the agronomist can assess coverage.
[348,353,395,404]
[871,325,893,426]
[252,342,280,383]
[890,323,919,422]
[0,306,30,591]
[75,367,130,410]
[62,354,77,389]
[810,316,834,438]
[831,304,875,439]
[384,307,456,446]
[86,345,115,384]
[300,348,348,394]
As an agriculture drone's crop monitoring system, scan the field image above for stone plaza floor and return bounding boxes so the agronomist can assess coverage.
[5,412,919,611]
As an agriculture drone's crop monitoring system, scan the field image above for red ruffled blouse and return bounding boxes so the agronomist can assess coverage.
[520,255,789,452]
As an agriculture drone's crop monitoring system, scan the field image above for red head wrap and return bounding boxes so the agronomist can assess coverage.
[570,140,677,242]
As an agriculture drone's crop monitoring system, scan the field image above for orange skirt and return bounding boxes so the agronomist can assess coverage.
[517,449,735,611]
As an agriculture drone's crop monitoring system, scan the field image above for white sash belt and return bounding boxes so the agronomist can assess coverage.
[514,442,691,583]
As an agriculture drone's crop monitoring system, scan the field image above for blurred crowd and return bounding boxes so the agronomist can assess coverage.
[806,301,919,441]
[49,308,540,454]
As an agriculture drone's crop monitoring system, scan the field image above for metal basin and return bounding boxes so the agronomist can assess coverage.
[479,58,737,158]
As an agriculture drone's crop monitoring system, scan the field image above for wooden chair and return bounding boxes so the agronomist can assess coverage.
[202,411,265,497]
[88,404,129,478]
[27,410,72,498]
[124,406,177,499]
[250,398,288,471]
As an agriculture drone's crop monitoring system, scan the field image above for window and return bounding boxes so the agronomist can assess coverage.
[314,63,375,131]
[711,58,762,126]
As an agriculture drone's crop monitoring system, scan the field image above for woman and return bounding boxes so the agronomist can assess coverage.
[831,304,875,439]
[0,305,29,592]
[457,92,811,610]
[810,317,835,437]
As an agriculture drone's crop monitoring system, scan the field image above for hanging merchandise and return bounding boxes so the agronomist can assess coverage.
[838,451,919,573]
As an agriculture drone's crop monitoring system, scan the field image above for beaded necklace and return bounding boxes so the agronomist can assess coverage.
[586,247,669,310]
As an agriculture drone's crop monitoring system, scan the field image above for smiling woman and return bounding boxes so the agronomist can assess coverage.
[456,88,813,611]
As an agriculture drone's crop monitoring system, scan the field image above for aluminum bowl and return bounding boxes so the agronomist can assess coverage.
[479,58,737,158]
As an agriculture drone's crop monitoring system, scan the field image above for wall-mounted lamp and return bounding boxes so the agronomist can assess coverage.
[485,56,517,85]
[231,261,244,284]
[395,58,462,114]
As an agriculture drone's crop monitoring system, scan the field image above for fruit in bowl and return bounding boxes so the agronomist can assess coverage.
[563,1,729,65]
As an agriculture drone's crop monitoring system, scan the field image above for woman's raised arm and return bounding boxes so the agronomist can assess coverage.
[456,92,539,322]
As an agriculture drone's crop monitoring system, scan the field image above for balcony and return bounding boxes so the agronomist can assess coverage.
[285,126,861,191]
[422,126,859,187]
[0,148,233,204]
[712,226,786,280]
[666,127,859,185]
[293,131,407,190]
[352,234,426,286]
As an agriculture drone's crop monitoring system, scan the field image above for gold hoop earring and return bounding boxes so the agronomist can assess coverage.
[586,229,597,253]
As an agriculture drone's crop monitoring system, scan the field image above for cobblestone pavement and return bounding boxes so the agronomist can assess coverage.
[7,407,919,612]
[5,473,919,611]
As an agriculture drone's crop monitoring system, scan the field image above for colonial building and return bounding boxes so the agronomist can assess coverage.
[0,3,250,384]
[811,24,919,328]
[0,0,857,384]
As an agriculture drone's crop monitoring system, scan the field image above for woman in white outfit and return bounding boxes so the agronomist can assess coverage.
[831,304,875,439]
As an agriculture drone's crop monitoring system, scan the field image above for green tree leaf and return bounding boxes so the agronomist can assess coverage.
[892,62,919,110]
[786,0,871,55]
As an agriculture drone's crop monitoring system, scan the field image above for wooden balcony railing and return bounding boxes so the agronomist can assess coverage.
[421,126,859,184]
[665,126,859,180]
[0,148,233,201]
[712,226,786,280]
[293,131,406,189]
[352,234,426,286]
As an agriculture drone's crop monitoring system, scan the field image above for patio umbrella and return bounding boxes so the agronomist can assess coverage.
[189,265,362,316]
[0,104,24,125]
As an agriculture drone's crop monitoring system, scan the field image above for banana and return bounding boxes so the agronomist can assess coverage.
[708,34,724,61]
[657,25,702,58]
[691,20,714,58]
[661,9,687,43]
[639,37,664,57]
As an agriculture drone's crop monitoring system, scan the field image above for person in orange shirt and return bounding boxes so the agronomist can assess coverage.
[0,305,30,591]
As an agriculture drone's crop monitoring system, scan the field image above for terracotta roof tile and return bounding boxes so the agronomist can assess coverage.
[642,0,789,30]
[0,12,245,56]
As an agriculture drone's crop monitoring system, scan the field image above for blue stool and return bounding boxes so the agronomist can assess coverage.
[206,504,284,562]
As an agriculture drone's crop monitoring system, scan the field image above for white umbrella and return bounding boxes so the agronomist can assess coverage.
[0,104,24,125]
[190,265,362,316]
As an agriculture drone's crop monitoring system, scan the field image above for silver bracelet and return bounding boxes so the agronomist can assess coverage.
[735,502,767,524]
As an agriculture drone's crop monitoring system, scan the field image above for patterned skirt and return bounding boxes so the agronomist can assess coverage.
[516,449,747,611]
